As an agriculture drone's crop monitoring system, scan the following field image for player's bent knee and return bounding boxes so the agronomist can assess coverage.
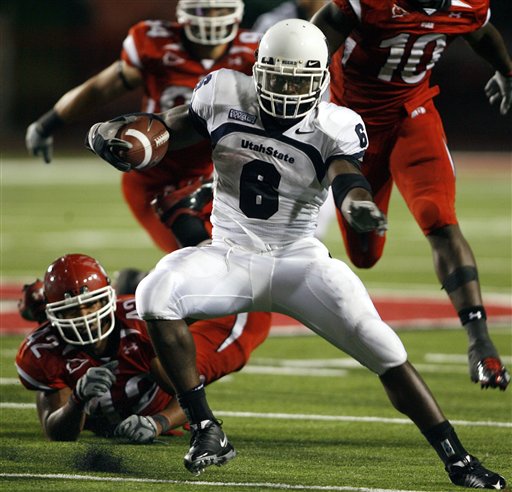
[411,198,452,234]
[349,252,380,269]
[346,239,383,268]
[135,269,183,320]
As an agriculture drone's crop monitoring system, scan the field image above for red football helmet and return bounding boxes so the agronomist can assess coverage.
[44,254,116,345]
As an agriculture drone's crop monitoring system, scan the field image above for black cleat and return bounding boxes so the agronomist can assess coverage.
[468,347,510,391]
[184,420,236,475]
[446,455,506,489]
[475,358,510,391]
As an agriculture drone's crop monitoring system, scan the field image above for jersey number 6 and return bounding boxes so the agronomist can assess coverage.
[239,160,281,219]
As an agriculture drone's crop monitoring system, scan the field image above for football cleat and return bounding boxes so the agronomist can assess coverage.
[184,420,236,475]
[467,337,509,390]
[475,358,510,390]
[446,455,506,489]
[469,354,510,391]
[18,280,47,323]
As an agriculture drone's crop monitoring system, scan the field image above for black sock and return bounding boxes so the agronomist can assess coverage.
[422,421,468,465]
[177,383,215,428]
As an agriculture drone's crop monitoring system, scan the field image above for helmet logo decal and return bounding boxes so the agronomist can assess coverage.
[66,358,89,374]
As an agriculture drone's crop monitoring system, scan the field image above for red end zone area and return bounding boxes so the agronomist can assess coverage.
[2,283,510,336]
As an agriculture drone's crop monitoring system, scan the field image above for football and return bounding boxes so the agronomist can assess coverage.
[116,115,169,170]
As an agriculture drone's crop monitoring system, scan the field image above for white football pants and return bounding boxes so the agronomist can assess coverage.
[136,237,407,375]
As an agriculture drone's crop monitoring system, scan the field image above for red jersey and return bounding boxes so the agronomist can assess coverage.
[15,297,170,429]
[331,0,489,123]
[16,296,271,434]
[121,20,261,184]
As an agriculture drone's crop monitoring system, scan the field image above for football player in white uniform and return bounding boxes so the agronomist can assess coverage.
[87,19,506,490]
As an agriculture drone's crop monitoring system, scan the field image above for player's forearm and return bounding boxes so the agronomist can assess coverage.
[55,66,133,123]
[310,3,353,55]
[160,105,206,150]
[40,398,86,441]
[464,23,512,76]
[33,65,131,139]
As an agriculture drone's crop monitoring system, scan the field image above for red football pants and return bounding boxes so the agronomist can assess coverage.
[337,99,458,268]
[192,311,272,384]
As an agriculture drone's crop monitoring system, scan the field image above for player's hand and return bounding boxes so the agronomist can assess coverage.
[74,360,118,403]
[18,280,47,323]
[26,122,53,164]
[114,414,158,444]
[152,178,213,229]
[342,200,387,235]
[484,71,512,115]
[85,116,137,172]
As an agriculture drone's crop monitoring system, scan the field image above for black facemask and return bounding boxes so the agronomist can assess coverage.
[409,0,451,11]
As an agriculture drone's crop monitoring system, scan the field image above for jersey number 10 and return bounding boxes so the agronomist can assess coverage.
[378,33,447,84]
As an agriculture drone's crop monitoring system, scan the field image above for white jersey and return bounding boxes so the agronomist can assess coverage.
[189,69,367,249]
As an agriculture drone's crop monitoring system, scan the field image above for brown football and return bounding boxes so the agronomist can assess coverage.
[116,115,169,170]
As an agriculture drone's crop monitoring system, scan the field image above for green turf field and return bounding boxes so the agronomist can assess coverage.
[1,155,511,491]
[1,330,511,491]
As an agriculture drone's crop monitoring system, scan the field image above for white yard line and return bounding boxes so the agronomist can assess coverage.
[1,403,509,428]
[0,473,463,492]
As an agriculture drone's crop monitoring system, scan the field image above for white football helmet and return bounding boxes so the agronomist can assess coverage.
[253,19,330,119]
[44,254,116,346]
[176,0,244,46]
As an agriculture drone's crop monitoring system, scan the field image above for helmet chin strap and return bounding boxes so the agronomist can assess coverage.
[408,0,451,11]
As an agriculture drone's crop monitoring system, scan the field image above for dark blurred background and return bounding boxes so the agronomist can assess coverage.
[0,0,510,155]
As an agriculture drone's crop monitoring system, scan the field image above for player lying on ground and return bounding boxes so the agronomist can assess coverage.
[86,19,506,489]
[311,0,511,390]
[16,254,270,443]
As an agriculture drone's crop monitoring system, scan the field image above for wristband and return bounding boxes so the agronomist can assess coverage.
[69,388,85,409]
[37,109,65,137]
[331,173,372,210]
[151,414,171,433]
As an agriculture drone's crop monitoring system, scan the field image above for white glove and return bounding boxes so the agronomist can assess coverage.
[484,71,512,115]
[114,414,158,444]
[25,122,53,163]
[74,360,118,403]
[342,199,387,235]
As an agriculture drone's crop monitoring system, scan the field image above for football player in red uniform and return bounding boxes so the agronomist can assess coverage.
[15,254,271,443]
[312,0,511,390]
[25,0,260,253]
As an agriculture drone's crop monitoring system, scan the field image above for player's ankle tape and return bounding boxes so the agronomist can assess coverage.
[458,306,487,326]
[441,266,478,293]
[151,414,171,433]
